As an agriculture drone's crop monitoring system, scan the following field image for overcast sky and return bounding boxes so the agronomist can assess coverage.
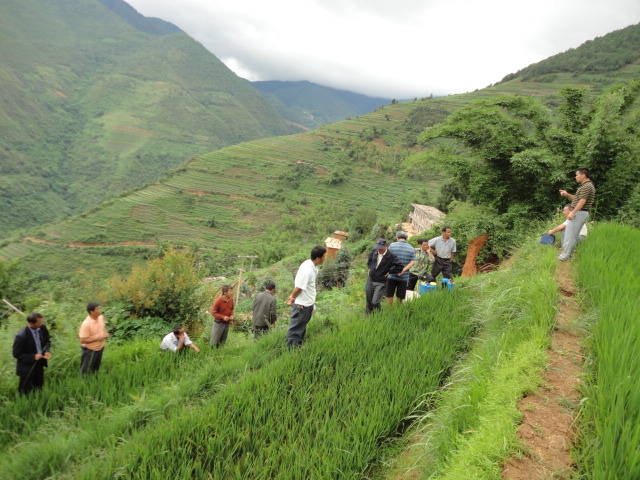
[126,0,640,98]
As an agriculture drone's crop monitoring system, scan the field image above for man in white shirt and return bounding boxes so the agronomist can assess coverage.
[160,325,200,354]
[285,245,327,348]
[547,204,588,246]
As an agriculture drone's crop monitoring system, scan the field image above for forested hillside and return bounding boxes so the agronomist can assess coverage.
[252,80,392,129]
[0,0,295,235]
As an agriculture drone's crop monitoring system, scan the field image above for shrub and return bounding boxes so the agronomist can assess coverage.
[107,249,208,334]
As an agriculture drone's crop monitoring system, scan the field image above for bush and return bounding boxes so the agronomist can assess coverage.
[107,249,208,334]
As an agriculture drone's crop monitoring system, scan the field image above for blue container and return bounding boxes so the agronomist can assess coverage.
[442,278,455,290]
[418,281,437,294]
[446,281,455,290]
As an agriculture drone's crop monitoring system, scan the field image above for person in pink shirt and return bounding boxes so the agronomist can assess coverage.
[78,302,109,375]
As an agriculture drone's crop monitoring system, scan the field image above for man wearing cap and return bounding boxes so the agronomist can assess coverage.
[366,238,404,314]
[386,231,416,305]
[428,226,457,281]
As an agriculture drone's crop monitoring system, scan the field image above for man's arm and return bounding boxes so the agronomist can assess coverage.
[187,343,200,353]
[211,298,225,320]
[269,297,277,325]
[287,287,303,306]
[568,198,587,219]
[399,260,415,276]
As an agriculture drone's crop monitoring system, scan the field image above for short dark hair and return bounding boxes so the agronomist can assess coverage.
[576,167,590,177]
[442,226,451,233]
[26,312,43,324]
[416,238,427,244]
[221,285,232,294]
[86,302,101,313]
[310,246,327,261]
[173,324,183,335]
[264,281,276,291]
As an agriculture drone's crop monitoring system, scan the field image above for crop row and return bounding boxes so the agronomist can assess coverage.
[67,290,474,478]
[575,223,640,479]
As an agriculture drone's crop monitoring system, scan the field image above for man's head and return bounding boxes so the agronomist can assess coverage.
[311,246,327,265]
[374,238,388,254]
[442,226,452,239]
[575,167,590,183]
[172,325,185,337]
[396,231,408,241]
[264,281,276,292]
[221,285,233,299]
[417,238,429,251]
[87,302,102,318]
[26,312,43,330]
[563,204,571,218]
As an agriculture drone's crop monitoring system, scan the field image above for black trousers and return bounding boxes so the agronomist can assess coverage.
[18,363,45,395]
[431,256,454,280]
[80,347,104,375]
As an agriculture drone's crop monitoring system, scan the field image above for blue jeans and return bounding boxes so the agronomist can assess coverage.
[286,304,314,348]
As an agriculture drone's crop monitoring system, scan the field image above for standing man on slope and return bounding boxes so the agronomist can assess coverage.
[428,226,457,282]
[366,238,404,314]
[386,231,416,305]
[78,302,109,376]
[210,285,234,348]
[558,167,595,261]
[286,246,326,348]
[252,282,277,339]
[13,312,51,395]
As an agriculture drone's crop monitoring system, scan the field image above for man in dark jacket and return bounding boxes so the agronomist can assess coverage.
[366,238,404,314]
[13,312,51,395]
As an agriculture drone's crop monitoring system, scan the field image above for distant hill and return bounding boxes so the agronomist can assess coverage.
[252,80,392,129]
[500,22,640,82]
[0,0,295,235]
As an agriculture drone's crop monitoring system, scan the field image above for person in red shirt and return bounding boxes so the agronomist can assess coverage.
[210,285,234,348]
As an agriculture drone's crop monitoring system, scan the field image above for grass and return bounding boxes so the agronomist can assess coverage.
[376,238,559,479]
[574,223,640,480]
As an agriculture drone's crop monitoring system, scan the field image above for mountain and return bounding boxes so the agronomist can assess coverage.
[500,22,640,83]
[0,0,296,236]
[252,80,392,129]
[2,21,640,284]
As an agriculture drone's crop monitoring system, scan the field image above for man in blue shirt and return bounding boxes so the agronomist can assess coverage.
[386,231,416,305]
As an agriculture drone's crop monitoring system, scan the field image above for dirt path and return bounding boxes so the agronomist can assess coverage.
[502,261,584,479]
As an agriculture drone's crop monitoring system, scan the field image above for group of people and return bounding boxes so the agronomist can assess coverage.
[365,227,457,314]
[547,167,595,261]
[12,301,109,395]
[12,168,595,394]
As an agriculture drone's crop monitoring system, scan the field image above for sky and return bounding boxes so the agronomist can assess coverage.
[125,0,640,99]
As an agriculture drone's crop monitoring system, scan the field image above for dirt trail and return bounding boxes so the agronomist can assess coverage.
[502,261,584,479]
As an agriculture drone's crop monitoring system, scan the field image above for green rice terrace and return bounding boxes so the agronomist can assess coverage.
[0,223,638,479]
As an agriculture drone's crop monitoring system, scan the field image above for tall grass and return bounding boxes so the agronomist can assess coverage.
[574,223,640,479]
[58,290,474,479]
[386,239,559,479]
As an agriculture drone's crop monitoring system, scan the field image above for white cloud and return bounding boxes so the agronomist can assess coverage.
[125,0,640,98]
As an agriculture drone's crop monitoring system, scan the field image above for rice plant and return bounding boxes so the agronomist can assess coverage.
[574,223,640,480]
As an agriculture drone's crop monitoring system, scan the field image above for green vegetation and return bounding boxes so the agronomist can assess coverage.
[377,238,558,478]
[502,23,640,81]
[574,224,640,479]
[0,0,294,234]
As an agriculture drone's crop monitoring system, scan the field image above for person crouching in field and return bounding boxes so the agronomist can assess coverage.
[13,312,51,395]
[160,325,200,353]
[78,302,109,376]
[546,204,588,246]
[210,285,234,348]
